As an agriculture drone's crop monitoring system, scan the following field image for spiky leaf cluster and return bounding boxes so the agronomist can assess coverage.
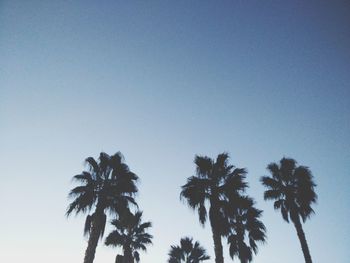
[67,152,138,239]
[105,211,153,262]
[168,237,210,263]
[261,158,317,223]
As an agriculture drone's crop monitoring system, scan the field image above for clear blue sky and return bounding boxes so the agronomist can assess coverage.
[1,1,349,262]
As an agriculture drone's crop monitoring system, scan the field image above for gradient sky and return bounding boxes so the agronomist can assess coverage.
[1,1,349,262]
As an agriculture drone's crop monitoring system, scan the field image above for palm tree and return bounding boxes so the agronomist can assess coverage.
[225,196,266,263]
[66,152,138,263]
[168,237,210,263]
[180,153,248,263]
[105,210,153,263]
[260,157,317,263]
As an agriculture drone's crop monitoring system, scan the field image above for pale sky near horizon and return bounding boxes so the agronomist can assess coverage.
[1,1,349,262]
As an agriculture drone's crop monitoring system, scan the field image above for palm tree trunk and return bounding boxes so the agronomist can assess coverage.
[83,207,104,263]
[123,246,134,263]
[83,218,101,263]
[292,215,312,263]
[211,227,224,263]
[115,255,124,263]
[209,205,224,263]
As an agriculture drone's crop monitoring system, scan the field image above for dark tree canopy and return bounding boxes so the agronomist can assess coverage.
[180,153,249,263]
[67,152,138,263]
[261,157,317,263]
[225,196,266,263]
[261,158,317,223]
[168,237,210,263]
[105,210,153,263]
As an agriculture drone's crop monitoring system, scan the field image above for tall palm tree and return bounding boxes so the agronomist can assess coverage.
[224,196,266,263]
[180,153,248,263]
[66,152,138,263]
[260,157,317,263]
[105,210,153,263]
[168,237,210,263]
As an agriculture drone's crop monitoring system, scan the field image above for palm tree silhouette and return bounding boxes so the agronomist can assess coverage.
[261,158,317,263]
[180,153,248,263]
[66,152,138,263]
[105,210,153,263]
[224,196,266,263]
[168,237,210,263]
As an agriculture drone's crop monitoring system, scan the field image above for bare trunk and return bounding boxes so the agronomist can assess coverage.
[83,206,104,263]
[115,255,124,263]
[211,227,224,263]
[123,246,134,263]
[83,218,100,263]
[292,214,312,263]
[209,203,224,263]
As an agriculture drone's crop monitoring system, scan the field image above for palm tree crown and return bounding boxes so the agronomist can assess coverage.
[261,157,317,263]
[225,196,266,263]
[67,152,138,263]
[260,158,317,223]
[105,210,153,263]
[180,153,248,263]
[168,237,210,263]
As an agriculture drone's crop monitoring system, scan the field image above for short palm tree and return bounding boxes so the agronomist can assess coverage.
[66,152,138,263]
[105,210,153,263]
[168,237,210,263]
[261,157,317,263]
[180,153,248,263]
[225,196,266,263]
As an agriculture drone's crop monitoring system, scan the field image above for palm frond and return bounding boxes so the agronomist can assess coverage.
[105,209,153,261]
[198,203,207,225]
[266,163,280,179]
[168,237,209,263]
[73,171,94,183]
[68,185,92,198]
[262,157,317,224]
[222,169,248,195]
[105,230,125,247]
[281,204,289,222]
[263,189,282,200]
[133,251,140,263]
[260,176,280,190]
[67,151,140,247]
[99,213,107,239]
[84,214,93,237]
[227,197,266,262]
[85,157,99,174]
[280,158,297,180]
[180,176,209,209]
[66,193,94,216]
[194,155,213,178]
